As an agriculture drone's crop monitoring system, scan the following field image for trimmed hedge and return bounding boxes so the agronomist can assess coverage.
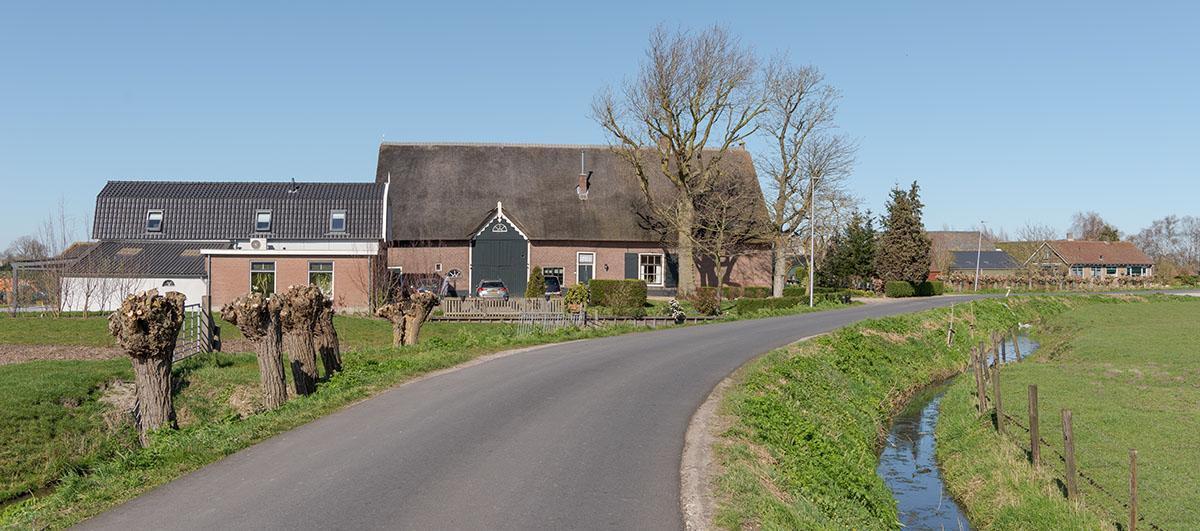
[588,279,647,310]
[692,287,722,316]
[721,285,771,299]
[915,280,945,296]
[884,281,916,298]
[733,291,852,314]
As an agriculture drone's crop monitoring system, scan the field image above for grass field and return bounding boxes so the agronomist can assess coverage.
[710,296,1076,529]
[937,297,1200,529]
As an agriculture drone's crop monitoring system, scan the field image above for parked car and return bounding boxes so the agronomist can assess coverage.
[476,279,509,299]
[544,276,562,296]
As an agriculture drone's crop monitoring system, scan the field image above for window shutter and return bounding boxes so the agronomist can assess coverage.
[664,253,679,288]
[624,253,638,279]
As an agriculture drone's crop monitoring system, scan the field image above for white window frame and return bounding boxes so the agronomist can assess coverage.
[638,253,665,287]
[146,210,163,232]
[576,252,595,283]
[309,261,335,297]
[1070,265,1083,277]
[1106,266,1118,276]
[255,210,272,233]
[1128,266,1143,277]
[250,261,277,295]
[329,210,347,233]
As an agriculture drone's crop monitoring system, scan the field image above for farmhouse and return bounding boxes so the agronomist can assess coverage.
[946,250,1021,276]
[1024,240,1154,278]
[927,230,995,279]
[376,142,773,296]
[61,181,386,312]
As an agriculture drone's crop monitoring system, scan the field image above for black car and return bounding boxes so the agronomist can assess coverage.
[544,276,562,296]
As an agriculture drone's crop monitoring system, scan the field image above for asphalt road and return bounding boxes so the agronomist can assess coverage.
[81,297,968,530]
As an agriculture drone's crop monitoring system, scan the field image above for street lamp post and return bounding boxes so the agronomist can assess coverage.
[973,222,986,292]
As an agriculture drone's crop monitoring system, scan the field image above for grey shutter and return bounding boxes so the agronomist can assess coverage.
[664,253,679,288]
[624,253,638,279]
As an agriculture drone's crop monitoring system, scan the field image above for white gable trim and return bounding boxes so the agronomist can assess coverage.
[472,201,530,240]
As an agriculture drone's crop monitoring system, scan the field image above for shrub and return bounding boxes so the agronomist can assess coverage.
[525,267,545,298]
[691,288,721,316]
[884,281,916,298]
[666,298,686,324]
[783,286,805,298]
[588,279,648,309]
[734,297,803,314]
[563,283,589,311]
[719,285,771,299]
[913,281,946,297]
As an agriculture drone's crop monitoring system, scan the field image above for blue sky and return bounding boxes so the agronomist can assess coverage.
[2,1,1197,249]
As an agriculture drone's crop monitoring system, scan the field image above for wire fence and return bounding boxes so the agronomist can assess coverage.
[971,328,1163,530]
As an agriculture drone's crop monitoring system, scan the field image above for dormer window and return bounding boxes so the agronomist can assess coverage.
[146,210,163,232]
[329,210,347,233]
[255,210,272,232]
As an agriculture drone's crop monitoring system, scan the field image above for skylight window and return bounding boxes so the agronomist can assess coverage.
[329,210,347,233]
[146,210,163,232]
[255,210,272,232]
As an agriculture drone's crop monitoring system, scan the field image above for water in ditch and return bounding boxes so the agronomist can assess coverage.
[875,333,1038,530]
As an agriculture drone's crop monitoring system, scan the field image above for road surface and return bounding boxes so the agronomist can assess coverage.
[81,297,967,530]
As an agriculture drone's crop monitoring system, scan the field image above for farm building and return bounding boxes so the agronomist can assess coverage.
[927,230,994,279]
[1023,240,1154,278]
[376,142,773,296]
[59,181,386,312]
[946,250,1021,276]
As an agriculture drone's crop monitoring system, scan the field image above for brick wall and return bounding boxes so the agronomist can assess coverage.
[208,255,375,311]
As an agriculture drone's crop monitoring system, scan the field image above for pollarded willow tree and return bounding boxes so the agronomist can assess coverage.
[593,25,765,297]
[221,293,288,410]
[316,298,342,375]
[107,289,186,446]
[376,291,439,347]
[278,285,324,395]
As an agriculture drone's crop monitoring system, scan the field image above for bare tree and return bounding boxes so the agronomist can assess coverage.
[757,62,853,297]
[376,291,439,347]
[221,294,288,411]
[1132,215,1200,275]
[1070,211,1119,241]
[798,133,856,299]
[691,172,771,299]
[278,285,323,396]
[1017,223,1059,243]
[108,290,186,446]
[594,25,765,297]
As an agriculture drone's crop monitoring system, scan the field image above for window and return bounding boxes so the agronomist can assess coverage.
[162,280,175,287]
[255,210,272,232]
[1106,266,1117,276]
[543,267,564,285]
[329,210,347,233]
[576,252,595,284]
[434,263,443,272]
[446,268,462,279]
[1070,265,1083,277]
[1091,267,1101,278]
[251,262,276,296]
[1128,266,1144,277]
[309,261,333,296]
[146,210,163,232]
[639,254,664,286]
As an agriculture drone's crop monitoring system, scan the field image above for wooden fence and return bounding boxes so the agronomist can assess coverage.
[971,328,1158,530]
[439,297,563,317]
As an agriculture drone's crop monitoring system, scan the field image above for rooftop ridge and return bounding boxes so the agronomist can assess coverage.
[381,141,613,149]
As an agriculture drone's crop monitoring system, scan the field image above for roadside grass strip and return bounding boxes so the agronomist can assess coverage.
[937,298,1200,530]
[712,296,1079,529]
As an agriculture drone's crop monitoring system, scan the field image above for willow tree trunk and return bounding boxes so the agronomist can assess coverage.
[220,293,288,411]
[257,318,289,409]
[317,303,342,376]
[108,289,186,447]
[279,285,324,396]
[402,292,439,346]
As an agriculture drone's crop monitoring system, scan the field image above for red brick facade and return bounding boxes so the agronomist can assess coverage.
[207,255,377,310]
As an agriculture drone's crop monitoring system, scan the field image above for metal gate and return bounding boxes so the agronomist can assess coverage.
[173,303,212,361]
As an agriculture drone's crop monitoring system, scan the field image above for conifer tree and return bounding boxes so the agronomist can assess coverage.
[874,182,932,285]
[819,211,877,288]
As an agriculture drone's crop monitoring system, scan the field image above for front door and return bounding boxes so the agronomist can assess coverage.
[471,217,528,295]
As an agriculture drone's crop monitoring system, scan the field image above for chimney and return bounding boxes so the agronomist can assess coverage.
[576,151,589,200]
[1066,232,1074,241]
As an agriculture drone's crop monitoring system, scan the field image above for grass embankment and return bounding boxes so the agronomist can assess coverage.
[937,296,1200,529]
[711,296,1074,529]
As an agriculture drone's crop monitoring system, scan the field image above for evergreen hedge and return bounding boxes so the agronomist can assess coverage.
[588,280,647,311]
[884,280,916,298]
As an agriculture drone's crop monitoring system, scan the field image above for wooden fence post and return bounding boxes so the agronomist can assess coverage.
[1001,333,1007,363]
[200,295,213,353]
[1012,326,1022,360]
[1129,449,1138,531]
[1028,385,1040,465]
[993,347,1004,432]
[974,346,987,414]
[1062,409,1078,501]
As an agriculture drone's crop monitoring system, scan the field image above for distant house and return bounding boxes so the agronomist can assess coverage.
[928,231,994,279]
[62,181,386,312]
[947,250,1021,276]
[1024,240,1154,278]
[376,143,772,296]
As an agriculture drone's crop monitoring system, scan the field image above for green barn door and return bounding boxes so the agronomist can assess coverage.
[471,217,527,295]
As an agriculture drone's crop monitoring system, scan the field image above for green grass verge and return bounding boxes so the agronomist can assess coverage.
[937,296,1200,529]
[0,314,115,347]
[712,296,1079,529]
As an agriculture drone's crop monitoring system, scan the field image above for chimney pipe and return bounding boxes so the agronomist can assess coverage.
[577,151,589,200]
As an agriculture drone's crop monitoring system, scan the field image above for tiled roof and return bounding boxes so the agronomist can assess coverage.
[950,250,1020,270]
[929,231,992,255]
[65,241,232,278]
[1045,240,1153,265]
[93,181,385,241]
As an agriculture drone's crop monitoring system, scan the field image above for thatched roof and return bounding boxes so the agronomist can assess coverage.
[375,143,762,242]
